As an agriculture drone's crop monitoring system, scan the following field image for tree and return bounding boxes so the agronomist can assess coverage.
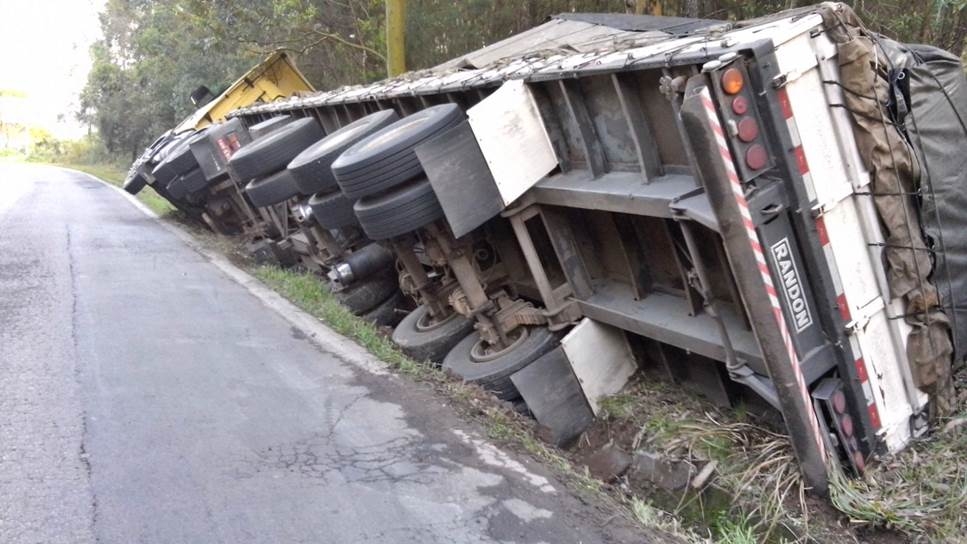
[80,0,258,157]
[386,0,406,76]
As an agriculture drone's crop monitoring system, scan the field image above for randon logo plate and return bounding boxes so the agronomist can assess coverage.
[770,238,813,333]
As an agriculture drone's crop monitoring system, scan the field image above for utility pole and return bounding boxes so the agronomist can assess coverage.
[386,0,406,77]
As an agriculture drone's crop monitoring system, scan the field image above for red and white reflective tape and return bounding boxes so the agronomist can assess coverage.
[776,88,817,202]
[813,217,851,325]
[815,211,882,431]
[699,87,827,459]
[847,336,883,429]
[785,81,882,433]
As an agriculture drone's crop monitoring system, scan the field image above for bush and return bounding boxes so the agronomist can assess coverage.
[27,133,125,169]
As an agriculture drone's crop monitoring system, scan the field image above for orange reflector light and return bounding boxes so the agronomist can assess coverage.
[721,68,744,94]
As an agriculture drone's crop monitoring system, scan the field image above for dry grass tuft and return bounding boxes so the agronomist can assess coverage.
[650,412,809,541]
[829,409,967,540]
[599,379,816,542]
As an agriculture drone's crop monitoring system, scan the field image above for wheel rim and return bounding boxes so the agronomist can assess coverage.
[415,308,458,332]
[470,327,529,363]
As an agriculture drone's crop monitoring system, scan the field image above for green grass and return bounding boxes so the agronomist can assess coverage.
[630,498,707,544]
[58,162,176,217]
[596,382,817,542]
[597,393,637,419]
[714,515,758,544]
[252,265,437,380]
[829,410,967,540]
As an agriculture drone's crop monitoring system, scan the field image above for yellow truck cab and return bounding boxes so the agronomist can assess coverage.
[175,50,314,133]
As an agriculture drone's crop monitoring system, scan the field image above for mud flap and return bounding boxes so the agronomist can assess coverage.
[511,347,594,447]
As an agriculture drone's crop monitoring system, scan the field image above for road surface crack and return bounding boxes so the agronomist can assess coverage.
[66,225,101,543]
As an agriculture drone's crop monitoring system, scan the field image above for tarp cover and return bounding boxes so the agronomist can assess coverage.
[903,44,967,363]
[820,5,963,414]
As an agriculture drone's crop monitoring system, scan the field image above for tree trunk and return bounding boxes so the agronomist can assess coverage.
[386,0,407,77]
[684,0,699,18]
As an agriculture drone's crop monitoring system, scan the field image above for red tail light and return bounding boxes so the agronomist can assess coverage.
[813,378,867,475]
[745,145,767,170]
[709,58,771,181]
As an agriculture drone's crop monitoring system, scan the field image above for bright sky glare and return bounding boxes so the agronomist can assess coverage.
[0,0,104,139]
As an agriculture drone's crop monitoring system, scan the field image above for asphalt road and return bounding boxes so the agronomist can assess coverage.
[0,164,646,544]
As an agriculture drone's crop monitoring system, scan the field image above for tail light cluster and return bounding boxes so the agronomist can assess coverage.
[216,133,243,162]
[707,56,772,182]
[812,378,867,474]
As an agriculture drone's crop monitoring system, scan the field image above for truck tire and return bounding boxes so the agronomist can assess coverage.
[288,109,399,196]
[244,170,300,208]
[361,290,405,327]
[146,135,184,181]
[152,130,205,184]
[166,174,187,200]
[183,167,213,195]
[443,327,557,400]
[167,167,207,200]
[123,172,148,195]
[333,272,399,315]
[332,104,464,199]
[352,179,444,240]
[392,305,475,363]
[308,190,357,229]
[249,115,293,140]
[228,118,323,182]
[151,140,189,186]
[153,180,204,218]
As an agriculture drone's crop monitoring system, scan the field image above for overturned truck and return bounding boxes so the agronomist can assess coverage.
[134,3,967,494]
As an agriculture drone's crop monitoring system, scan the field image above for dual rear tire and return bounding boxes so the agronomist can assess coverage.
[331,104,463,240]
[391,305,474,363]
[442,327,557,401]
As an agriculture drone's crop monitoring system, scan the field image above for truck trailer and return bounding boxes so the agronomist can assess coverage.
[132,3,967,494]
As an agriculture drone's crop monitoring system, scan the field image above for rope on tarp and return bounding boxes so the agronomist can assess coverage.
[822,4,956,415]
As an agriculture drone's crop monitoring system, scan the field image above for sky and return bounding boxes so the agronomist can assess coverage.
[0,0,104,139]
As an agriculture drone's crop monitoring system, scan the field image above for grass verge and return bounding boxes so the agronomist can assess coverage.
[58,162,176,217]
[829,408,967,540]
[599,375,967,543]
[597,380,819,543]
[253,265,433,379]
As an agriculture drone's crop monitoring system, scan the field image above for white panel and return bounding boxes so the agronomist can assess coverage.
[824,175,927,452]
[814,35,872,193]
[467,80,558,206]
[560,318,636,416]
[856,311,916,452]
[785,72,854,206]
[824,199,881,310]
